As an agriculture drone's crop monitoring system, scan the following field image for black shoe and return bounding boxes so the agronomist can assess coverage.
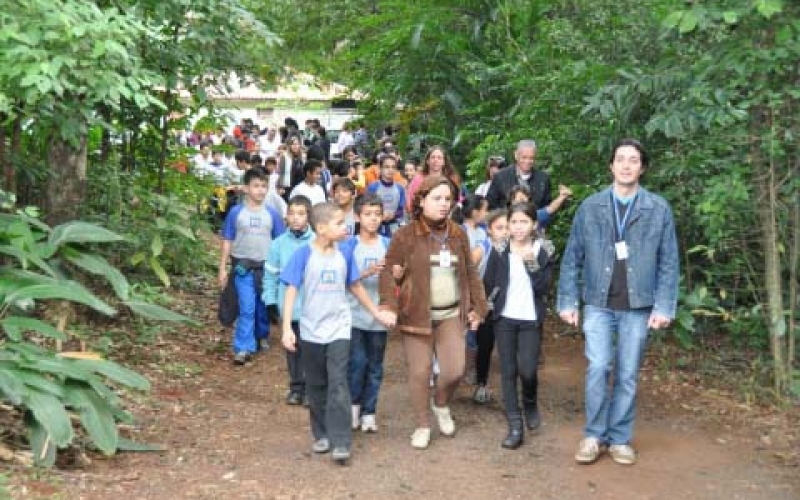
[502,423,524,450]
[286,391,303,405]
[525,407,541,431]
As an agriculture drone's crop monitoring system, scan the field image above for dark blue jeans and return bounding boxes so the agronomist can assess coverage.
[302,339,352,449]
[348,328,388,416]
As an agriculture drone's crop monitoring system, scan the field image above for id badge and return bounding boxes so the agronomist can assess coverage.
[615,241,629,260]
[439,249,452,268]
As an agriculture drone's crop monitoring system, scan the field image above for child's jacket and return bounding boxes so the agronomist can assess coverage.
[263,227,315,321]
[483,239,556,322]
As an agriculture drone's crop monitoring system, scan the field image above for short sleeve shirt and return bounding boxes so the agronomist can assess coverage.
[221,204,285,261]
[280,244,360,344]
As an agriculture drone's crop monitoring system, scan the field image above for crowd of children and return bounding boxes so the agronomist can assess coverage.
[214,129,570,465]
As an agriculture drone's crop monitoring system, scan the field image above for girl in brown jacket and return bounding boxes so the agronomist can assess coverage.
[379,175,488,449]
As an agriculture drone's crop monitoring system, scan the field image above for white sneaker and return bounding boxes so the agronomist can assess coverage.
[360,414,378,433]
[410,428,431,449]
[351,405,361,430]
[431,404,456,436]
[609,444,637,465]
[575,437,604,464]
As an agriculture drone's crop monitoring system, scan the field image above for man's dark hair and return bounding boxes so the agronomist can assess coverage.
[354,192,383,216]
[609,138,649,168]
[288,194,312,214]
[234,150,250,164]
[264,156,278,166]
[306,144,326,162]
[243,166,268,185]
[303,159,322,176]
[332,177,356,194]
[250,154,263,166]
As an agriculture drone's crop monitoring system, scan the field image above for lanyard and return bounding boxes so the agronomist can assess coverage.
[612,192,637,241]
[429,225,450,249]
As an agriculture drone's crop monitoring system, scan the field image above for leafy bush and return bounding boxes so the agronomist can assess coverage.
[0,193,193,466]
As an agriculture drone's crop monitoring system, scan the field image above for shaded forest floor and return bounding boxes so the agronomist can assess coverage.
[6,274,799,500]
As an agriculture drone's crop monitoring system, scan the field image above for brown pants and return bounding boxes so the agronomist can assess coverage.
[402,316,466,428]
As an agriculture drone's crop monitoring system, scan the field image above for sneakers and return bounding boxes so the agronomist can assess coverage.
[410,428,431,449]
[286,391,303,406]
[360,414,378,433]
[575,437,604,464]
[233,352,251,365]
[472,385,490,404]
[331,447,351,464]
[311,438,330,454]
[431,404,456,436]
[609,444,637,465]
[351,405,361,430]
[255,338,270,353]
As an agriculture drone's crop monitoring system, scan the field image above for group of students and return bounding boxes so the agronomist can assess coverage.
[217,143,563,464]
[217,137,680,469]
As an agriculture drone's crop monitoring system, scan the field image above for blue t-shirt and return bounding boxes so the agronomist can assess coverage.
[280,244,360,344]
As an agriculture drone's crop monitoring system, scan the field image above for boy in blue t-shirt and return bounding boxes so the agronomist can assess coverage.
[366,154,406,237]
[340,193,390,434]
[263,195,314,405]
[280,202,393,464]
[219,167,286,365]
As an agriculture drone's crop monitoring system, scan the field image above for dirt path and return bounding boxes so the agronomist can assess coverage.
[18,282,799,500]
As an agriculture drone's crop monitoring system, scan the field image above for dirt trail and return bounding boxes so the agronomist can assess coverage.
[19,283,798,500]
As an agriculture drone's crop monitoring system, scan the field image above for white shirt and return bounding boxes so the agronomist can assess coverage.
[501,253,537,321]
[290,182,327,206]
[259,134,282,158]
[336,130,355,152]
[475,181,491,197]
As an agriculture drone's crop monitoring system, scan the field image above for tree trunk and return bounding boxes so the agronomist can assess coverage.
[0,113,9,193]
[752,108,789,396]
[45,132,88,226]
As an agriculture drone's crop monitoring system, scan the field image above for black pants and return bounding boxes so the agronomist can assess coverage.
[286,321,305,393]
[475,317,495,386]
[494,317,542,420]
[301,339,352,449]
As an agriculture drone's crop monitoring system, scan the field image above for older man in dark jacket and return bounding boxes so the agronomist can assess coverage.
[486,140,551,211]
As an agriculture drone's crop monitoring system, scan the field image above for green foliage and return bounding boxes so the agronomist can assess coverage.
[0,200,194,466]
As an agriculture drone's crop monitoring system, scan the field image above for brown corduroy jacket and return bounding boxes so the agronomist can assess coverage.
[378,218,488,335]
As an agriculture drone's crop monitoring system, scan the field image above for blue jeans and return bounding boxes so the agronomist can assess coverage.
[233,270,269,354]
[583,305,650,445]
[348,328,388,416]
[465,329,478,351]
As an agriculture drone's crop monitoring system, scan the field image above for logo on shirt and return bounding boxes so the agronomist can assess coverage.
[363,257,378,269]
[320,270,337,285]
[249,216,262,228]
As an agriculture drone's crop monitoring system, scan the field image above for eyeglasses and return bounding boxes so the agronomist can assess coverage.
[489,156,505,162]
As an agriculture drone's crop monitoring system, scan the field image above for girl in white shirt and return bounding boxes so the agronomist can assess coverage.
[482,202,555,450]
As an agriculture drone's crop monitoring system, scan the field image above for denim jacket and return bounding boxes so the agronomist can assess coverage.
[557,186,679,318]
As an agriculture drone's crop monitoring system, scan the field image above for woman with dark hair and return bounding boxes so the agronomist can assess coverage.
[405,146,462,211]
[378,175,487,450]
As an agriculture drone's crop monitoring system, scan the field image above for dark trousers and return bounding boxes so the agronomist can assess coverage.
[286,321,305,393]
[494,317,542,420]
[301,339,352,449]
[348,328,388,415]
[475,317,495,385]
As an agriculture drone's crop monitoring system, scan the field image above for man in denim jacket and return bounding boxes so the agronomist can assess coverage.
[557,138,678,466]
